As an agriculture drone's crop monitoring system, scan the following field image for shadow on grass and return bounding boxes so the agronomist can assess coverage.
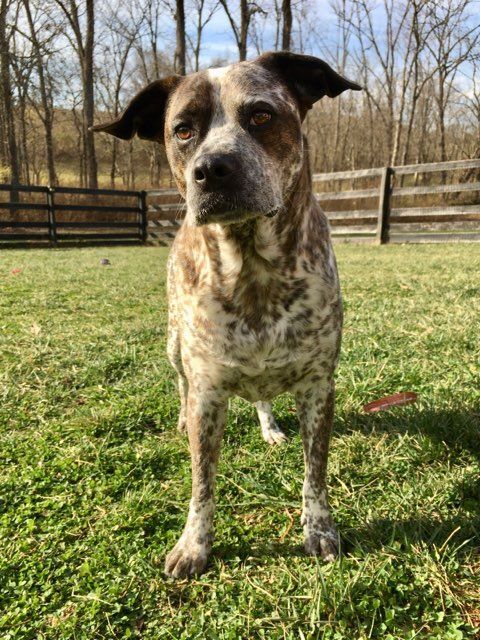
[214,512,480,564]
[342,512,480,556]
[278,404,480,459]
[338,406,480,461]
[217,405,480,561]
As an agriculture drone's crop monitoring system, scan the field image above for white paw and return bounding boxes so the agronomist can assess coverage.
[177,415,187,434]
[262,423,288,445]
[164,535,210,578]
[304,526,339,562]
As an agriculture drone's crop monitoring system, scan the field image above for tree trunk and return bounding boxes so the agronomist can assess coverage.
[239,0,249,61]
[149,145,162,188]
[110,138,117,188]
[19,98,30,184]
[437,79,447,162]
[281,0,292,50]
[174,0,186,74]
[0,78,6,170]
[83,0,98,188]
[0,0,20,187]
[127,140,135,189]
[72,106,85,187]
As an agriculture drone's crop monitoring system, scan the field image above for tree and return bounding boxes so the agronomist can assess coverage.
[281,0,291,50]
[219,0,265,61]
[186,0,219,71]
[424,0,480,162]
[0,0,20,186]
[174,0,186,74]
[54,0,98,188]
[22,0,58,184]
[96,0,140,186]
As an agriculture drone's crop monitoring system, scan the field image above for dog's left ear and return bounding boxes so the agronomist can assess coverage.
[91,75,181,142]
[257,52,361,115]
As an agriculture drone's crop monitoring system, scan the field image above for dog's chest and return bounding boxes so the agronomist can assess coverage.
[179,260,341,398]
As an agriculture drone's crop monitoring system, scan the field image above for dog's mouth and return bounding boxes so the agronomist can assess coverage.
[194,194,279,226]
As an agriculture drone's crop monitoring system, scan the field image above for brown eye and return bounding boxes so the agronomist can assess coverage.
[176,126,193,141]
[250,110,272,126]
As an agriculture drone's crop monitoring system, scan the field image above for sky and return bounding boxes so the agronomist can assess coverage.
[191,0,337,68]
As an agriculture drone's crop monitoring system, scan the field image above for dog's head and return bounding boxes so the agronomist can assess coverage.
[93,53,361,226]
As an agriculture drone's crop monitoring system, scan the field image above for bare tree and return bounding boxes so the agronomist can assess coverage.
[457,58,480,161]
[96,1,140,186]
[186,0,219,71]
[9,15,34,183]
[21,0,58,184]
[424,0,480,162]
[219,0,265,61]
[0,0,20,186]
[54,0,98,188]
[174,0,186,73]
[281,0,291,50]
[131,0,173,83]
[340,0,416,166]
[1,0,480,189]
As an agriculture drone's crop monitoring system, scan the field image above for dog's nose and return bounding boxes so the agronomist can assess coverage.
[193,154,239,190]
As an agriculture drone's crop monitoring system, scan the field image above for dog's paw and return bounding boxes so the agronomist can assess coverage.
[262,422,287,446]
[304,527,340,562]
[164,538,209,579]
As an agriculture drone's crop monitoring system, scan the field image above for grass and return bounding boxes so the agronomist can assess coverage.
[0,243,479,640]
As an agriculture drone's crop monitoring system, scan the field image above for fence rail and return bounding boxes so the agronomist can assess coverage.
[0,184,146,245]
[1,157,479,247]
[314,158,480,244]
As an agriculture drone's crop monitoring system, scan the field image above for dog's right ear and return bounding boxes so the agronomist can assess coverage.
[91,76,181,142]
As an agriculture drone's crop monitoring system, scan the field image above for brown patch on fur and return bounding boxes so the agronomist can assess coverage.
[165,73,214,197]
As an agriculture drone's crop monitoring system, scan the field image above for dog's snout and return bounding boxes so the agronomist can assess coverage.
[193,154,239,190]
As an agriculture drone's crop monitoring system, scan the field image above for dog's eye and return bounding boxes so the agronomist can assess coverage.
[176,126,193,141]
[249,110,272,126]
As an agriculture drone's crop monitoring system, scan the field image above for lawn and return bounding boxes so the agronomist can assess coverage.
[0,244,479,640]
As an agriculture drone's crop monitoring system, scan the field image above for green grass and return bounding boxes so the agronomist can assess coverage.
[0,244,479,640]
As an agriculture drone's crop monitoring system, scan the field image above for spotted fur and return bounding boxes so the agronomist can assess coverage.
[92,52,361,579]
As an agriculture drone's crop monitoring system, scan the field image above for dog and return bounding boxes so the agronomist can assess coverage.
[93,52,361,579]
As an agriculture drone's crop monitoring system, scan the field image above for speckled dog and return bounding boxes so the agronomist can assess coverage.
[93,52,361,579]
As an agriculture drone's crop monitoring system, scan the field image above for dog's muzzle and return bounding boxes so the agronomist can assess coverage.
[190,152,280,225]
[193,153,240,193]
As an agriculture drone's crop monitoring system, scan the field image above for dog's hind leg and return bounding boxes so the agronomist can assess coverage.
[167,318,188,434]
[177,375,188,434]
[255,401,287,445]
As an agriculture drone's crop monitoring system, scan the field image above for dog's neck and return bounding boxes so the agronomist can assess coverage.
[199,144,314,276]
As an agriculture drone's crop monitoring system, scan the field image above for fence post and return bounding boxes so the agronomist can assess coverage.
[47,186,57,244]
[138,190,148,242]
[376,166,393,245]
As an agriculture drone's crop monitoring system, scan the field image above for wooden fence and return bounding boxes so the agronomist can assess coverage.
[0,184,147,245]
[1,157,479,247]
[314,158,480,244]
[146,157,480,245]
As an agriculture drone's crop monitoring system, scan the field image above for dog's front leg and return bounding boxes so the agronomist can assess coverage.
[296,380,339,562]
[165,388,227,578]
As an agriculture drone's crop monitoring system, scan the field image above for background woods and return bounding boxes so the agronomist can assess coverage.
[0,0,479,189]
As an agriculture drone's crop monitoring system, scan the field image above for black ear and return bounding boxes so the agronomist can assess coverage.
[256,52,361,112]
[91,75,181,142]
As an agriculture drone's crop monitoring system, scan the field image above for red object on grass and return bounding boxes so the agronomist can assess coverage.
[363,392,418,413]
[11,268,23,275]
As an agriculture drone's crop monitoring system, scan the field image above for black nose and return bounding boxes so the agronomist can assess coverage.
[193,154,239,191]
